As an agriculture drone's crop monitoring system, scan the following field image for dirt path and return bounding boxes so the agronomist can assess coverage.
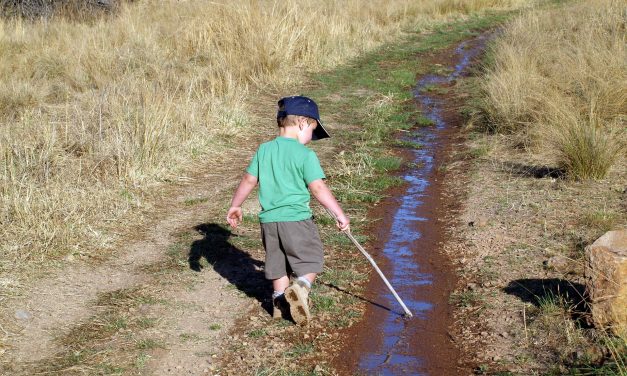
[0,132,268,374]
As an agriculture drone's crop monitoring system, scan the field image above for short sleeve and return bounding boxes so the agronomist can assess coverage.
[303,151,326,184]
[246,150,259,178]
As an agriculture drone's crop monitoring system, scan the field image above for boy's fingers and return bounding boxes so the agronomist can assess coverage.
[226,208,243,228]
[336,220,349,232]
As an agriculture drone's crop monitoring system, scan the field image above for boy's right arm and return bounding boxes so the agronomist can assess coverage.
[308,179,350,231]
[226,173,258,228]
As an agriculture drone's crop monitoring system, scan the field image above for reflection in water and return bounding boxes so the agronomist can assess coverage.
[358,35,490,375]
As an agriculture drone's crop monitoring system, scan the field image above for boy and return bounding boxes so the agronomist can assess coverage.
[226,95,349,325]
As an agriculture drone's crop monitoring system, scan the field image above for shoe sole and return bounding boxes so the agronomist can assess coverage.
[285,283,310,325]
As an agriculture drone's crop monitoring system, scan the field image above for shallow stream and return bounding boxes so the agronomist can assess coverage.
[348,33,492,375]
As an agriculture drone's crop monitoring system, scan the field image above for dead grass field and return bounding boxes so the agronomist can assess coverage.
[0,0,532,283]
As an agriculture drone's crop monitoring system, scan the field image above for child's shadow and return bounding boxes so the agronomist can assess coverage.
[188,223,272,313]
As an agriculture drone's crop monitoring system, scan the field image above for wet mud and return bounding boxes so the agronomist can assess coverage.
[333,32,493,375]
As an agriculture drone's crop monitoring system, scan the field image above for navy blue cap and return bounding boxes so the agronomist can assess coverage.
[277,96,330,140]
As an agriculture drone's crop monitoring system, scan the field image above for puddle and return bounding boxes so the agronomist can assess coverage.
[342,34,492,375]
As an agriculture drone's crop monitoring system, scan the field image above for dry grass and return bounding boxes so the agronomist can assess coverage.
[444,131,627,373]
[0,0,529,277]
[479,0,626,179]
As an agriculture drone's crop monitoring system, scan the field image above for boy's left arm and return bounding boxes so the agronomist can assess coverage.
[226,173,258,228]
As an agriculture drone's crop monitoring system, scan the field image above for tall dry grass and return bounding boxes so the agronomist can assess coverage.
[0,0,529,276]
[480,0,626,179]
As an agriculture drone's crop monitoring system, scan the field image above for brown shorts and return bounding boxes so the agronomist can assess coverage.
[260,219,324,280]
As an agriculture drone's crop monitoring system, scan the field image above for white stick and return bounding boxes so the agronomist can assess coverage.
[324,209,413,317]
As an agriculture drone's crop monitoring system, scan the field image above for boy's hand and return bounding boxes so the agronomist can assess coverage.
[226,206,243,228]
[336,214,350,232]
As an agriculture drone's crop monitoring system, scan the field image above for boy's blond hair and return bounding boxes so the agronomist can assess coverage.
[277,114,306,128]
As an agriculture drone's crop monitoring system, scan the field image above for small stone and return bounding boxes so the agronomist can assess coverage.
[467,283,478,291]
[15,309,32,320]
[544,255,570,271]
[480,331,488,336]
[313,364,324,373]
[65,254,76,262]
[500,331,509,338]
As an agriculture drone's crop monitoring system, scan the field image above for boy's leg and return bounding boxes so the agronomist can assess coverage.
[299,273,316,285]
[261,222,292,319]
[277,219,324,325]
[272,276,290,294]
[272,276,290,319]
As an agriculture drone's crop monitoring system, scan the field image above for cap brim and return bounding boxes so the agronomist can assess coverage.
[312,120,330,140]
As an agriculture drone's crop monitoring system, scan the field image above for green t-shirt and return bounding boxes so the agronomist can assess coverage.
[246,137,325,223]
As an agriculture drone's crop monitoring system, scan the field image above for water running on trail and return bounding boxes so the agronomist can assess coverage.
[335,33,492,375]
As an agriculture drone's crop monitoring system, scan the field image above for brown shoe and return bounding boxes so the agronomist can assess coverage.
[272,294,289,320]
[285,280,311,325]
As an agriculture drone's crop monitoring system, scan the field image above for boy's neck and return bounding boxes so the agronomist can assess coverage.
[279,126,299,139]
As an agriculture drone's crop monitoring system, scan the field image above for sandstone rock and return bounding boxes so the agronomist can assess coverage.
[585,230,627,339]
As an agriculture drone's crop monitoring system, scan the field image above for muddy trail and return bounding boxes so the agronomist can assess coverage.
[333,33,493,375]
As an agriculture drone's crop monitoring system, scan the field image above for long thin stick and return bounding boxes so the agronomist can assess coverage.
[325,209,413,317]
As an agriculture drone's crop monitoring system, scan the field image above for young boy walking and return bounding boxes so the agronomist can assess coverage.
[226,95,349,325]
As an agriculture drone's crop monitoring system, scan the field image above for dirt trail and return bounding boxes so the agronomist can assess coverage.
[0,148,263,374]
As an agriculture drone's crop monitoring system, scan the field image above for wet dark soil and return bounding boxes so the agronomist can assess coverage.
[332,32,494,375]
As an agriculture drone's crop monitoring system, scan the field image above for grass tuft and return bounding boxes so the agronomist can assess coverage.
[478,0,625,179]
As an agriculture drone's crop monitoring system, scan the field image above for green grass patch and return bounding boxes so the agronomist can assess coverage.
[242,213,259,225]
[135,338,164,350]
[184,197,209,206]
[311,294,336,313]
[95,363,126,374]
[415,114,435,127]
[136,317,158,329]
[313,214,336,226]
[248,328,267,338]
[134,353,151,370]
[285,343,314,358]
[372,156,402,172]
